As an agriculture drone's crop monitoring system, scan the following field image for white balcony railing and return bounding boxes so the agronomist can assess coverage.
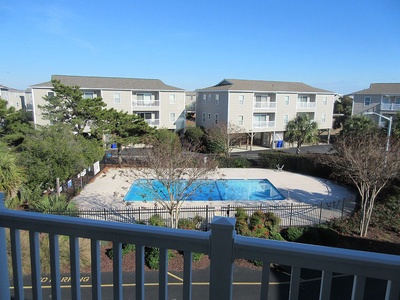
[254,102,276,109]
[297,102,316,109]
[144,119,160,126]
[1,198,400,299]
[132,100,160,107]
[253,121,276,128]
[380,103,400,111]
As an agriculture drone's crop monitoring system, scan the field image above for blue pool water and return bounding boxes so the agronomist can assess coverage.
[124,179,285,201]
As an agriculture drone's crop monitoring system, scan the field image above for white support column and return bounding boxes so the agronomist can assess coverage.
[209,217,236,300]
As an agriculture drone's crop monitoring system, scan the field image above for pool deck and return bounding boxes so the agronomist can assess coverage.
[73,168,356,212]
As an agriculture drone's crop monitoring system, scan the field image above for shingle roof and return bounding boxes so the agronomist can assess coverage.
[198,79,334,94]
[351,83,400,95]
[30,75,184,91]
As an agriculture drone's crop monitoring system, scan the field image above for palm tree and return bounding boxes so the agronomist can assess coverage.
[0,143,26,204]
[285,114,319,154]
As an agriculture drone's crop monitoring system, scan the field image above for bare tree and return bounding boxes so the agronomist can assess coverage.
[126,130,219,228]
[324,131,400,237]
[206,122,246,157]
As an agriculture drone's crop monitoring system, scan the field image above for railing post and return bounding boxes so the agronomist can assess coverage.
[0,193,11,299]
[209,216,236,300]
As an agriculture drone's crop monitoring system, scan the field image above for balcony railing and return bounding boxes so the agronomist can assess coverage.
[132,100,160,107]
[297,102,316,109]
[253,121,276,128]
[144,119,160,126]
[1,201,400,299]
[380,103,400,111]
[254,102,276,109]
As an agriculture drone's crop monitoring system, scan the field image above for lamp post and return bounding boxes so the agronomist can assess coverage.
[364,111,393,153]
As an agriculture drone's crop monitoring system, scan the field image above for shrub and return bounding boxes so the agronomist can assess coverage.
[283,227,305,242]
[217,157,251,168]
[178,218,197,230]
[148,214,165,227]
[105,243,136,260]
[144,247,174,270]
[192,252,204,262]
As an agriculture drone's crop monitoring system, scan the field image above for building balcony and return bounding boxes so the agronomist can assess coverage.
[1,203,399,300]
[253,121,276,128]
[144,119,160,126]
[297,102,316,109]
[254,102,276,109]
[132,100,160,107]
[380,103,400,111]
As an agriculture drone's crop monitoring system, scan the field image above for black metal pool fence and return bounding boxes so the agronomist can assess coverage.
[44,197,353,229]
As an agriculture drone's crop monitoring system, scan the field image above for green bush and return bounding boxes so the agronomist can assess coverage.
[283,227,305,242]
[148,214,166,227]
[217,157,252,168]
[192,252,204,262]
[144,247,174,270]
[105,243,136,260]
[178,218,197,230]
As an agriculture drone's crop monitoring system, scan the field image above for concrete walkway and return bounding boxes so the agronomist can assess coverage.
[73,168,355,210]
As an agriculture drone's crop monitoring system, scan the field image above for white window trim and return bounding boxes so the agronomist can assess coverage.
[169,94,176,104]
[364,96,371,106]
[238,115,244,126]
[284,96,290,106]
[114,92,121,104]
[169,112,176,122]
[202,112,206,122]
[239,95,245,106]
[215,114,218,124]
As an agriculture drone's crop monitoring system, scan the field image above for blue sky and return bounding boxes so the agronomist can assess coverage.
[1,0,399,94]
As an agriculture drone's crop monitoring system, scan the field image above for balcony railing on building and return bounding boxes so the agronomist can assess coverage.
[297,102,316,109]
[254,102,277,109]
[132,100,160,107]
[1,198,400,300]
[253,120,276,128]
[380,103,400,111]
[144,119,160,126]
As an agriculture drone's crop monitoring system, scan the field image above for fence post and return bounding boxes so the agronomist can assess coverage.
[227,204,230,217]
[138,207,141,222]
[289,203,293,227]
[209,217,236,300]
[341,198,345,218]
[103,208,107,221]
[205,205,208,228]
[0,193,11,299]
[319,202,323,225]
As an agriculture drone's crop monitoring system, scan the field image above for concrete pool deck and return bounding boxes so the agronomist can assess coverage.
[73,168,356,212]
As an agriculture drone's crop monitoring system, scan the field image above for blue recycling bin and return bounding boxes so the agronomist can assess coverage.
[276,140,283,148]
[111,143,117,149]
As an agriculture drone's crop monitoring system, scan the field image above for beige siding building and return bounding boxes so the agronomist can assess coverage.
[30,75,186,131]
[196,79,335,148]
[0,85,26,110]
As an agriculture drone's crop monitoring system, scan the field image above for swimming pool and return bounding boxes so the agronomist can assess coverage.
[124,179,285,201]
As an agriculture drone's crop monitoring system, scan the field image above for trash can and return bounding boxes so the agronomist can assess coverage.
[276,141,283,148]
[111,143,117,149]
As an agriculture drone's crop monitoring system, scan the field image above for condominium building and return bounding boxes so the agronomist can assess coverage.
[30,75,186,131]
[196,79,335,148]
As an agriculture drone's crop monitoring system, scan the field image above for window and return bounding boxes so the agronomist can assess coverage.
[215,114,218,124]
[169,112,176,122]
[48,92,55,97]
[239,95,245,106]
[322,113,326,123]
[114,93,121,104]
[238,115,244,126]
[208,94,211,101]
[215,94,219,105]
[298,95,308,102]
[284,96,290,105]
[169,94,176,104]
[83,92,94,99]
[208,113,211,119]
[137,112,152,120]
[202,94,206,104]
[323,96,328,105]
[202,112,206,122]
[364,97,371,106]
[283,115,289,124]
